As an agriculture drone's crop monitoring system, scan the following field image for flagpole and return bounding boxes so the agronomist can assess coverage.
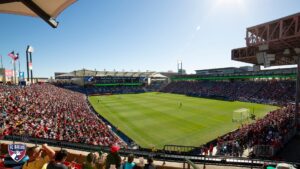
[14,60,16,84]
[17,53,20,82]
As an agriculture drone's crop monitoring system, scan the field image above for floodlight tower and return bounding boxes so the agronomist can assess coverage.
[26,45,34,84]
[177,60,183,75]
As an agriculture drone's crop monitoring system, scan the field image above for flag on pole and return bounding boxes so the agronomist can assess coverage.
[29,62,33,70]
[8,51,18,61]
[16,53,19,60]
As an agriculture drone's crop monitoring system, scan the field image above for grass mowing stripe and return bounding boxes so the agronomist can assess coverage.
[89,92,278,148]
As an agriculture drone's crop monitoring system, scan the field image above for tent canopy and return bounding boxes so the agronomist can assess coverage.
[0,0,76,28]
[149,73,167,78]
[234,108,250,113]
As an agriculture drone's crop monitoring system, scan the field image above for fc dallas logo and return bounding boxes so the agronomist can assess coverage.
[8,144,26,162]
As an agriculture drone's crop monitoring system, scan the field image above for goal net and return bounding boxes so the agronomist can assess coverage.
[232,108,250,123]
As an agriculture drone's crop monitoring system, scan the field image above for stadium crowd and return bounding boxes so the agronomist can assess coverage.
[54,82,145,95]
[84,86,145,95]
[161,80,295,105]
[216,105,295,156]
[0,84,124,147]
[0,79,297,159]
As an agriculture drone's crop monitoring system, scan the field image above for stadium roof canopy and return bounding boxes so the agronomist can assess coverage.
[0,0,77,28]
[232,12,300,67]
[56,69,167,78]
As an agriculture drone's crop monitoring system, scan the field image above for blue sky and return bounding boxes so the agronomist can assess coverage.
[0,0,299,77]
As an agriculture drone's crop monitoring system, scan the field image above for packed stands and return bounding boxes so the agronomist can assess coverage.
[0,79,298,160]
[216,105,295,156]
[84,86,145,95]
[0,84,125,147]
[54,82,146,95]
[161,80,295,105]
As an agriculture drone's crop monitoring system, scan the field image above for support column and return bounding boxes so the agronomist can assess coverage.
[13,60,16,84]
[296,56,300,132]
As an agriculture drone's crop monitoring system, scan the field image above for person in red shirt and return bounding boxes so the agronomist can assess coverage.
[209,144,214,156]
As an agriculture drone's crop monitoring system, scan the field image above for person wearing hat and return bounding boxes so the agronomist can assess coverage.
[105,145,121,169]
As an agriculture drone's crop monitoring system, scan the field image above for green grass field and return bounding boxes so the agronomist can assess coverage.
[88,92,278,149]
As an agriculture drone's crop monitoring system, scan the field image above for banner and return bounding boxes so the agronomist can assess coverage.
[5,70,13,77]
[29,62,33,70]
[84,76,94,82]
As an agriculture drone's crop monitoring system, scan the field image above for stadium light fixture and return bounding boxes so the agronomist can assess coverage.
[27,46,34,53]
[48,18,59,28]
[26,45,34,83]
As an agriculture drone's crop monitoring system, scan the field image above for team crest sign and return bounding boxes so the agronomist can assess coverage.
[8,144,27,162]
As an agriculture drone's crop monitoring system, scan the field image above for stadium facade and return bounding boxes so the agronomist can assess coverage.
[174,67,296,81]
[195,66,254,75]
[54,69,169,86]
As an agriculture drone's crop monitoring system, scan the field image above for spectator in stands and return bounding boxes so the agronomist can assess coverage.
[203,146,208,156]
[209,143,213,156]
[0,84,125,147]
[122,154,135,169]
[144,157,156,169]
[83,152,96,169]
[105,145,121,169]
[161,80,295,105]
[23,144,55,169]
[44,149,69,169]
[133,157,144,169]
[216,104,295,157]
[94,152,107,169]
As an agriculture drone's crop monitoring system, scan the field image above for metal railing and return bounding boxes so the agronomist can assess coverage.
[1,135,300,168]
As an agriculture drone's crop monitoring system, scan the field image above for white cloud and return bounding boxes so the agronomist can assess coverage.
[196,25,201,31]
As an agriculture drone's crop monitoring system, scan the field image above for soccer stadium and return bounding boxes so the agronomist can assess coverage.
[1,1,300,169]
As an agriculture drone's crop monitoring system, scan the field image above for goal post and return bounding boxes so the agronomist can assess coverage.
[232,108,250,123]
